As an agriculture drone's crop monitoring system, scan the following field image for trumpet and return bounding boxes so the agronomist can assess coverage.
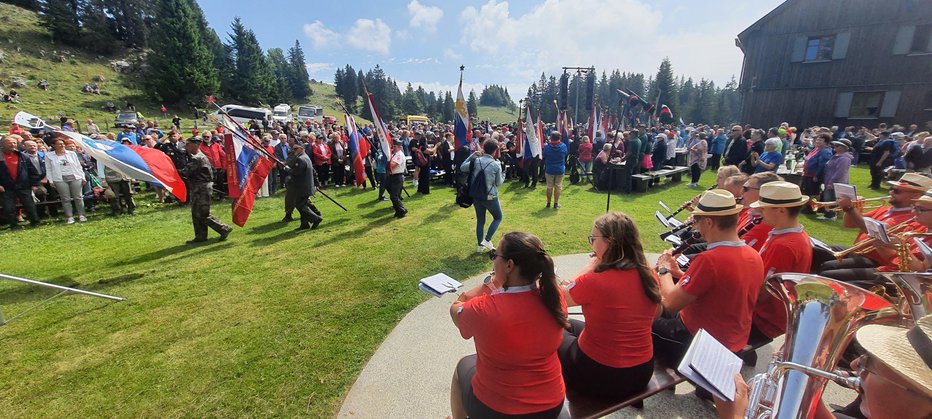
[832,217,916,260]
[810,196,887,212]
[895,232,932,272]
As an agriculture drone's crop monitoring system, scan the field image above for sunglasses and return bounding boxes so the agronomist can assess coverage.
[743,185,760,192]
[488,248,507,262]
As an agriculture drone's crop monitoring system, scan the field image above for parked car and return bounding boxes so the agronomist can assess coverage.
[322,115,337,125]
[114,111,144,128]
[211,104,273,127]
[272,104,293,124]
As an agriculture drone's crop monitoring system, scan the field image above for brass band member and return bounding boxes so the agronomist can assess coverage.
[654,190,765,361]
[819,173,932,281]
[736,172,783,250]
[749,182,812,343]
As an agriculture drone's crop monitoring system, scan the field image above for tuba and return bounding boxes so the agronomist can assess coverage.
[745,274,901,419]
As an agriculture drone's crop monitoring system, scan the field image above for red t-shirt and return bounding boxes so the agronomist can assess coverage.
[878,228,931,272]
[738,208,772,251]
[752,228,813,339]
[457,286,567,415]
[856,206,915,265]
[3,151,19,183]
[679,242,765,352]
[568,269,658,368]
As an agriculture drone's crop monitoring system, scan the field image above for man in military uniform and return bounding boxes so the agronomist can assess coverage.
[183,138,232,244]
[285,143,322,230]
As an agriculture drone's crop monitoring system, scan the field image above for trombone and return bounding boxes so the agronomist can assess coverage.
[832,217,917,260]
[810,196,887,212]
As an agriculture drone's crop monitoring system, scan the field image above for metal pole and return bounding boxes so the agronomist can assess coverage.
[574,72,580,124]
[0,273,124,301]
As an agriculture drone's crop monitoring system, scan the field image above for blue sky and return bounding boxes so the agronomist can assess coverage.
[198,0,785,100]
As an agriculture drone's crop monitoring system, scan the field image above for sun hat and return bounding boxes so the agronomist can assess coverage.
[831,139,852,149]
[887,173,932,192]
[912,190,932,207]
[750,181,810,208]
[856,314,932,397]
[690,189,744,216]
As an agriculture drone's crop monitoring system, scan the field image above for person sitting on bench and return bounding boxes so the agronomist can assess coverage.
[748,182,813,345]
[449,232,568,419]
[558,212,661,399]
[653,190,765,362]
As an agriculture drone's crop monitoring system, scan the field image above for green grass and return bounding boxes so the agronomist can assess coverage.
[476,105,519,125]
[0,165,882,417]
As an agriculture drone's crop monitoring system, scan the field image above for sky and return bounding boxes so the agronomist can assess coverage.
[198,0,786,101]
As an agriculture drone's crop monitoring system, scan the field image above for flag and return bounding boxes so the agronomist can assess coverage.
[223,132,274,227]
[659,105,675,125]
[61,131,187,202]
[587,103,599,140]
[514,112,524,157]
[523,105,541,159]
[365,90,393,158]
[535,112,545,156]
[345,114,370,187]
[453,74,472,150]
[558,110,569,143]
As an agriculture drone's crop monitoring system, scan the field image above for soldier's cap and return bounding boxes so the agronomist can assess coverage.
[392,139,403,146]
[187,137,203,145]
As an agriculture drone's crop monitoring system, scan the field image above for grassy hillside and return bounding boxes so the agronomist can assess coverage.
[477,105,519,125]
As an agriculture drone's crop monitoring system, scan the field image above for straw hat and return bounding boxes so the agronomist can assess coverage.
[831,139,852,150]
[690,189,743,216]
[912,190,932,207]
[750,181,810,208]
[887,173,932,192]
[856,314,932,397]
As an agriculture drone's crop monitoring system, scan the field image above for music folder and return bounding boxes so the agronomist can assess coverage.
[418,273,463,298]
[677,329,744,402]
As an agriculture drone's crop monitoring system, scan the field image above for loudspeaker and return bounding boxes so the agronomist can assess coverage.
[559,73,569,110]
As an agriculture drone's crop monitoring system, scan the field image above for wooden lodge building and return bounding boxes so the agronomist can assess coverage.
[736,0,932,129]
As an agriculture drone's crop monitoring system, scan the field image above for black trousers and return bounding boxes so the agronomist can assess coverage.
[869,163,885,189]
[558,319,654,399]
[709,153,722,171]
[295,193,322,227]
[268,168,280,195]
[651,312,693,364]
[284,186,298,218]
[332,162,346,186]
[314,163,330,186]
[108,180,135,215]
[376,172,387,198]
[819,256,880,283]
[1,187,39,228]
[364,165,376,189]
[690,163,702,184]
[417,165,430,194]
[387,173,406,216]
[190,185,228,239]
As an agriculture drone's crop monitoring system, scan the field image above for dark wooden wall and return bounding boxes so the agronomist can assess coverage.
[738,0,932,128]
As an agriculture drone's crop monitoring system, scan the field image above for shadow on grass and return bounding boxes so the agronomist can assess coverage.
[0,275,80,305]
[246,220,290,235]
[420,203,462,225]
[111,241,233,267]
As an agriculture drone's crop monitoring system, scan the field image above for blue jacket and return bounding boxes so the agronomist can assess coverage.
[804,147,833,181]
[542,141,568,175]
[709,134,727,154]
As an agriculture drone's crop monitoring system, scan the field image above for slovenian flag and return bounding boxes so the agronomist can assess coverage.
[61,131,186,202]
[365,90,392,158]
[523,105,541,159]
[453,73,472,150]
[223,131,274,227]
[345,114,370,187]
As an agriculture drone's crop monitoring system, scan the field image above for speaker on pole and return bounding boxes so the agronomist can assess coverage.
[559,73,569,110]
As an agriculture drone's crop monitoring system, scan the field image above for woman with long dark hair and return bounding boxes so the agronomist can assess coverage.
[558,212,662,399]
[449,232,568,419]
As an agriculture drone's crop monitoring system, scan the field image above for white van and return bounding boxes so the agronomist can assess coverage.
[213,104,273,127]
[296,105,323,124]
[272,104,292,123]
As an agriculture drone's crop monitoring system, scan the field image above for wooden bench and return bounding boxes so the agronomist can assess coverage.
[631,166,690,192]
[559,361,686,418]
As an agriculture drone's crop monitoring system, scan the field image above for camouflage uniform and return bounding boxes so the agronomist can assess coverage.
[184,149,231,242]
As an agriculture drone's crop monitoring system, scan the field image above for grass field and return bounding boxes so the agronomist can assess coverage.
[477,105,520,125]
[0,165,883,417]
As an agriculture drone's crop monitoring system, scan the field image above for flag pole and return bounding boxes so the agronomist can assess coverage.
[361,80,410,198]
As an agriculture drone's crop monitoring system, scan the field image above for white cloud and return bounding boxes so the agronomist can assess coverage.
[302,20,339,49]
[408,0,444,33]
[305,63,335,79]
[443,48,462,60]
[346,18,392,55]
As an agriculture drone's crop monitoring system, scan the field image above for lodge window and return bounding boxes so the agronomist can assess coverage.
[912,24,932,54]
[849,92,884,119]
[805,35,835,61]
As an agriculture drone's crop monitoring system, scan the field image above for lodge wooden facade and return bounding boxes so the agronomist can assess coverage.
[736,0,932,129]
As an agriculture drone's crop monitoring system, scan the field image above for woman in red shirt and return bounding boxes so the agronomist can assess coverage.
[450,232,568,419]
[558,212,662,398]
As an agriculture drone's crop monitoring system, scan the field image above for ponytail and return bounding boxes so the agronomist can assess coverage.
[500,232,569,328]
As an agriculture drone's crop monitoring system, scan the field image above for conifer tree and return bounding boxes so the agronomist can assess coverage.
[287,40,311,100]
[227,17,274,105]
[41,0,80,45]
[146,0,219,103]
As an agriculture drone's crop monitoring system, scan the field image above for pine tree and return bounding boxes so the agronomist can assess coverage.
[266,48,292,104]
[41,0,81,45]
[442,91,454,123]
[287,40,311,100]
[466,90,478,119]
[146,0,219,104]
[401,83,424,115]
[106,0,149,48]
[337,64,357,112]
[649,57,677,116]
[3,0,40,11]
[187,0,230,101]
[80,0,118,54]
[227,17,274,105]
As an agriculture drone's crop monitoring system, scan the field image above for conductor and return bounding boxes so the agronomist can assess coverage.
[287,143,323,231]
[183,137,232,244]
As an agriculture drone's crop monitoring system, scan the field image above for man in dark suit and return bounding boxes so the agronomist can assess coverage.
[285,143,322,230]
[274,134,294,188]
[723,125,748,166]
[1,134,42,230]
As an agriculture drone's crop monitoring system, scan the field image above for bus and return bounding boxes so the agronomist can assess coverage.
[212,104,272,126]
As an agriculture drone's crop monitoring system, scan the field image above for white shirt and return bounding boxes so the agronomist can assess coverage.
[389,150,406,175]
[44,150,84,182]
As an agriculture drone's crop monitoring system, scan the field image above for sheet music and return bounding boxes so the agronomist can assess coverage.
[834,183,857,201]
[677,329,743,402]
[419,273,463,298]
[864,218,891,244]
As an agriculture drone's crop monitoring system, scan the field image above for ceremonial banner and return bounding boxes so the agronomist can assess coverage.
[223,132,274,227]
[345,114,370,187]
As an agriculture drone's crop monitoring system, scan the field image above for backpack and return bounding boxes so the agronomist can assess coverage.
[455,159,476,208]
[469,159,492,201]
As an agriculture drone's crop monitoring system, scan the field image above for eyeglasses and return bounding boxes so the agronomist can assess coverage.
[488,248,508,262]
[743,185,760,192]
[854,354,922,396]
[587,235,604,245]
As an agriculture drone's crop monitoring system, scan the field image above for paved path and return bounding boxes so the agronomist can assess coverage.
[337,253,853,418]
